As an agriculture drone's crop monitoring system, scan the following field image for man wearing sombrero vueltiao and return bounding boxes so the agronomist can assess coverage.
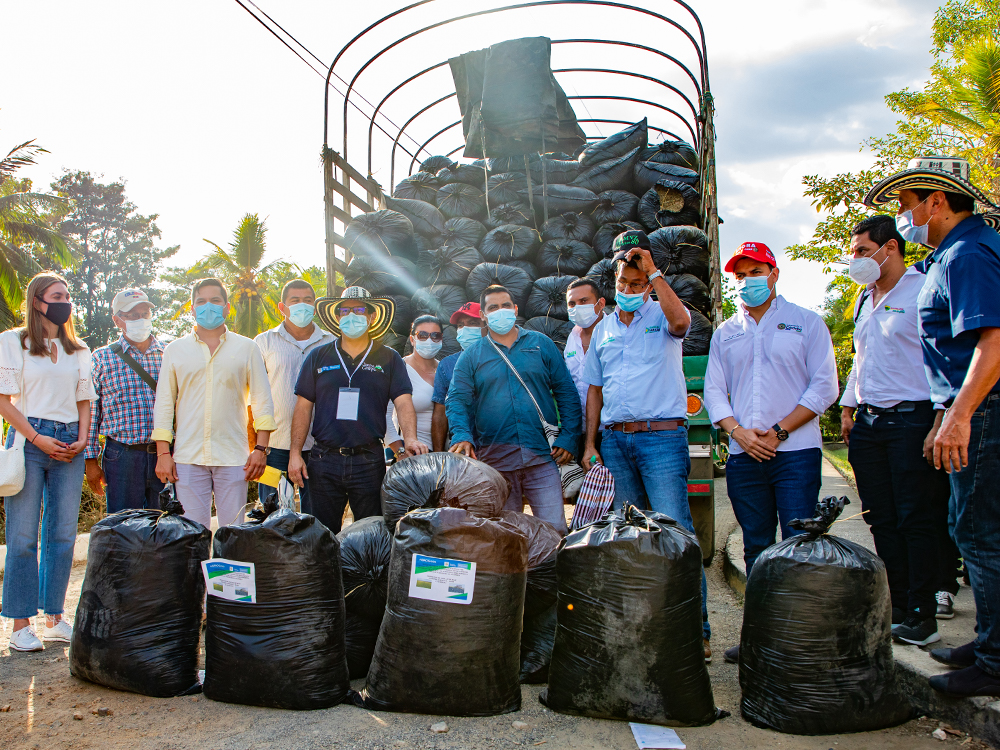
[864,156,1000,698]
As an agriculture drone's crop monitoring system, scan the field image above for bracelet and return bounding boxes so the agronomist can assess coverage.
[157,451,170,457]
[29,433,37,445]
[730,425,741,437]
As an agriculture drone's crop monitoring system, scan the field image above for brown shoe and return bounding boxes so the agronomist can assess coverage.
[703,638,712,664]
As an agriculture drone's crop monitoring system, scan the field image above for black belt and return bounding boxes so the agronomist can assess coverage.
[107,438,160,454]
[860,400,930,414]
[317,440,382,457]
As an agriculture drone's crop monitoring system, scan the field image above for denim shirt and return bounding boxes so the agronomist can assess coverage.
[445,328,582,470]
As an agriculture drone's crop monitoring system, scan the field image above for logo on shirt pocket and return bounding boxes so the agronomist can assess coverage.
[776,323,802,332]
[644,325,661,334]
[884,306,905,314]
[317,365,340,374]
[565,350,577,358]
[361,363,383,373]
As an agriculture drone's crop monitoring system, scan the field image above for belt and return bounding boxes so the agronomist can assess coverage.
[607,419,687,433]
[108,438,160,454]
[861,400,930,414]
[318,440,383,457]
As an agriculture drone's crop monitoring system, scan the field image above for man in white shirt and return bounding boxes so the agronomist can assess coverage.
[704,241,839,661]
[563,279,606,418]
[839,215,952,647]
[254,279,332,508]
[153,278,276,529]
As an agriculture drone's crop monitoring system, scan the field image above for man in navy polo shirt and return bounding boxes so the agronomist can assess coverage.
[865,156,1000,697]
[288,286,428,533]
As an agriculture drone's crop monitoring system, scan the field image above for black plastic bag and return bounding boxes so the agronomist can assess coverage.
[542,212,596,244]
[523,316,574,350]
[571,147,641,193]
[526,275,578,320]
[665,274,712,317]
[649,227,711,282]
[346,255,418,297]
[480,223,541,263]
[507,259,540,278]
[484,202,532,230]
[638,180,701,231]
[438,163,487,190]
[70,485,210,698]
[344,209,416,260]
[383,196,447,239]
[578,119,648,166]
[387,294,415,335]
[439,216,486,249]
[487,155,527,173]
[418,245,484,287]
[593,221,644,258]
[420,155,455,174]
[640,139,699,171]
[683,309,712,356]
[358,508,528,716]
[519,183,600,217]
[338,517,392,679]
[542,506,719,726]
[537,240,599,277]
[412,284,469,322]
[592,190,639,225]
[740,496,914,734]
[528,157,582,184]
[203,510,350,710]
[466,261,534,306]
[437,183,486,220]
[487,172,529,207]
[633,161,700,196]
[392,171,441,203]
[380,452,510,532]
[584,258,618,303]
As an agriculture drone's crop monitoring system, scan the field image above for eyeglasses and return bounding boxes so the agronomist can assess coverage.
[336,306,370,317]
[414,331,443,341]
[118,310,151,321]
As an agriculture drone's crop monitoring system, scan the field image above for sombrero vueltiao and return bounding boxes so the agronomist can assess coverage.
[315,286,395,339]
[863,155,998,210]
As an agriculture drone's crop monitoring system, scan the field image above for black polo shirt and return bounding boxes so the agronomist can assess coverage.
[295,339,412,449]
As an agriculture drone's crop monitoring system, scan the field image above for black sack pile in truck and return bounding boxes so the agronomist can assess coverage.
[69,484,210,697]
[542,505,720,726]
[203,509,350,710]
[337,516,393,679]
[356,507,529,716]
[739,496,914,735]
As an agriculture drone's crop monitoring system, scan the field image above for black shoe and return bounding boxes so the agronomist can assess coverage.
[892,614,941,646]
[930,640,977,668]
[892,607,907,629]
[935,591,955,619]
[929,664,1000,697]
[723,645,739,664]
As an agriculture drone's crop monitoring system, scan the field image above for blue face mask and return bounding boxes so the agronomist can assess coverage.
[456,325,481,350]
[486,308,517,335]
[736,272,774,307]
[615,288,647,312]
[339,312,370,338]
[194,302,226,330]
[287,302,314,328]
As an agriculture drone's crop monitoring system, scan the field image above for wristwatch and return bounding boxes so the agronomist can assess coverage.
[394,447,406,460]
[254,445,271,456]
[648,270,664,281]
[772,423,789,441]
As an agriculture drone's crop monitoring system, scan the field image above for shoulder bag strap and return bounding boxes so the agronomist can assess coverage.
[110,340,157,392]
[487,337,548,426]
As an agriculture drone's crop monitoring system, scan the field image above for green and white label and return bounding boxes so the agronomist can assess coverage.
[408,554,476,605]
[202,558,257,603]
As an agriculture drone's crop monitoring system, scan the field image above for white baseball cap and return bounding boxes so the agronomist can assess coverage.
[112,289,153,316]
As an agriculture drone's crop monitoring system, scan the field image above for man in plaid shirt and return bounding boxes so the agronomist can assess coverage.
[85,289,164,512]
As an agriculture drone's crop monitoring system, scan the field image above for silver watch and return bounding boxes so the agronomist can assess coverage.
[648,270,664,281]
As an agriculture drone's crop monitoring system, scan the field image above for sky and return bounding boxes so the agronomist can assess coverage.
[5,0,941,311]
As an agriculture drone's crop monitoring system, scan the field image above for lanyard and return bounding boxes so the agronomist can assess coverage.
[335,341,373,388]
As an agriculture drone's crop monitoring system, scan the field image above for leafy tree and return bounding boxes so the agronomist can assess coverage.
[50,171,177,348]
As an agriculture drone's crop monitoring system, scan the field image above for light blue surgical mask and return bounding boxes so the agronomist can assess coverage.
[194,302,226,330]
[895,201,930,246]
[339,312,369,338]
[456,325,481,350]
[414,339,442,359]
[615,289,646,312]
[486,309,517,335]
[287,302,314,328]
[736,272,774,307]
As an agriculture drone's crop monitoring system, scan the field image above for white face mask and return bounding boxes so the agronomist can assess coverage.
[568,303,600,329]
[848,243,889,285]
[124,317,153,342]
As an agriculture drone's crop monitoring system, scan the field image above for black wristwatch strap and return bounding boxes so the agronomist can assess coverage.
[772,423,789,441]
[254,444,269,454]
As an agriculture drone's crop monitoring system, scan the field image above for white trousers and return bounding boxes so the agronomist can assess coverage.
[175,463,248,530]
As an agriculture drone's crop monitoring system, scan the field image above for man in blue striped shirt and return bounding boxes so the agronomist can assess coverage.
[85,289,164,512]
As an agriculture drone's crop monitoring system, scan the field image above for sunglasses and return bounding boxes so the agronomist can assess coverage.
[414,331,443,342]
[336,306,370,317]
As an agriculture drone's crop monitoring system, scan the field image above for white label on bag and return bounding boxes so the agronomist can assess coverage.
[202,559,257,603]
[408,554,476,605]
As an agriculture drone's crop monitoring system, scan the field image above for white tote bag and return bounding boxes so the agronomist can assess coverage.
[0,340,27,496]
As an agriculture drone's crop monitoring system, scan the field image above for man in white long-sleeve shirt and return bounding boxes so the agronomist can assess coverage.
[838,215,953,647]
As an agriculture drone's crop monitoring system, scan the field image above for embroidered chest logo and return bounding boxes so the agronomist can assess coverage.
[600,335,616,347]
[317,365,341,374]
[776,323,802,332]
[565,350,577,358]
[724,331,745,342]
[361,363,384,373]
[644,325,661,334]
[884,305,905,314]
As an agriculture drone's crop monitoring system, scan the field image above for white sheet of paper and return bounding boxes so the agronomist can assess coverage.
[336,387,360,421]
[629,723,685,749]
[202,559,257,603]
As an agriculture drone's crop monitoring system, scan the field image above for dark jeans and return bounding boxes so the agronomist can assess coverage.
[848,403,951,616]
[950,394,1000,676]
[257,448,310,508]
[101,438,164,514]
[727,447,823,573]
[303,445,385,534]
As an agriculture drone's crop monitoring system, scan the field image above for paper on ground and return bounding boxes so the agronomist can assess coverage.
[629,723,685,749]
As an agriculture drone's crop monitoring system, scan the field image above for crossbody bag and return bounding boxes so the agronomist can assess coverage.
[110,340,157,391]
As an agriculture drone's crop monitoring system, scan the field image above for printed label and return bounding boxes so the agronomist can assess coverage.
[884,305,905,314]
[565,350,577,358]
[408,554,476,605]
[723,331,745,342]
[361,363,384,373]
[776,323,802,332]
[202,559,257,603]
[644,325,661,334]
[317,364,341,374]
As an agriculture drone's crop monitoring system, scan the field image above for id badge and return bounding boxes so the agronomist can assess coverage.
[337,387,360,421]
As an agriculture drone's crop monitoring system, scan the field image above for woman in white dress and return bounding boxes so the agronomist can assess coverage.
[385,315,444,456]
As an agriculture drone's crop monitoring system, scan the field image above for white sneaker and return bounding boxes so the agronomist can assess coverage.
[42,619,72,643]
[9,626,44,652]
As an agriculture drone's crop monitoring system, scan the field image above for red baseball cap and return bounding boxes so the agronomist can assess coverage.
[449,301,481,324]
[724,241,777,273]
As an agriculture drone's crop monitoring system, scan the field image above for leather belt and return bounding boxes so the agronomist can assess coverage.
[861,400,929,415]
[317,440,382,457]
[108,439,160,454]
[607,419,687,433]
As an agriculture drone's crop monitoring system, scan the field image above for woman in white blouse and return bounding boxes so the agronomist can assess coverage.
[0,272,94,653]
[385,315,444,455]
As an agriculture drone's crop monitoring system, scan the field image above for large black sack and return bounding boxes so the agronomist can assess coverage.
[638,181,701,231]
[412,284,468,322]
[418,245,484,287]
[383,196,447,239]
[439,216,486,249]
[640,139,699,172]
[593,221,644,258]
[203,510,350,710]
[665,274,712,317]
[344,209,416,260]
[537,240,599,277]
[380,452,509,532]
[438,162,487,190]
[570,147,641,193]
[507,259,540,278]
[526,275,578,320]
[633,161,700,196]
[584,258,618,303]
[420,155,455,174]
[528,157,582,184]
[487,172,529,207]
[466,261,534,306]
[484,202,533,230]
[578,119,648,166]
[437,183,486,220]
[740,497,914,735]
[338,517,392,679]
[542,506,719,726]
[683,309,713,356]
[592,190,639,225]
[541,212,596,244]
[387,294,415,335]
[523,316,574,350]
[346,255,418,297]
[393,171,441,203]
[70,486,210,697]
[358,508,529,716]
[519,183,600,218]
[480,224,541,263]
[649,227,711,282]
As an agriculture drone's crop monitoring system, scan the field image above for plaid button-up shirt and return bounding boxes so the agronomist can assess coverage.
[85,335,164,458]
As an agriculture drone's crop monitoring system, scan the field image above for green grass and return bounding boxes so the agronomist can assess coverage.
[823,441,856,489]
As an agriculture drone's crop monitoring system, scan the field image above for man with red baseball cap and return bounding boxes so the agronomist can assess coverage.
[705,241,839,663]
[430,302,484,450]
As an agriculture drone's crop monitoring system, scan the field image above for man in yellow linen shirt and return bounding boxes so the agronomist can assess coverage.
[152,278,276,528]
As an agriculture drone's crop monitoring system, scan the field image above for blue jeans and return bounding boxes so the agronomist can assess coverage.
[304,445,385,534]
[2,419,85,618]
[101,438,164,514]
[726,447,822,574]
[601,426,709,640]
[950,394,1000,676]
[257,448,310,508]
[500,461,567,534]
